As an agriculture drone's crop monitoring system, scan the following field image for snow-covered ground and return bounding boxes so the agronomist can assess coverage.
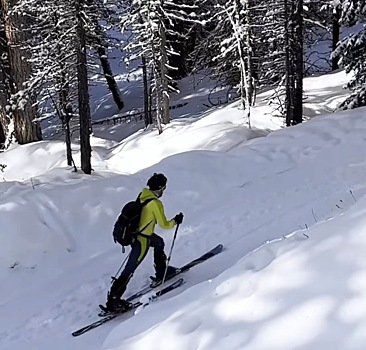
[1,69,366,350]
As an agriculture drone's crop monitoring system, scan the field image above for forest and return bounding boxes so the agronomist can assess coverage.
[0,0,365,173]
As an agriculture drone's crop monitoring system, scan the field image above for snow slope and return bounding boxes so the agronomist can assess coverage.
[1,70,366,350]
[105,196,366,350]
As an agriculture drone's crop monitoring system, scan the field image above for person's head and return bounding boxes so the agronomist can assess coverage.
[147,173,167,198]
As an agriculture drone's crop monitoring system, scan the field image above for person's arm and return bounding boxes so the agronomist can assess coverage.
[152,200,176,229]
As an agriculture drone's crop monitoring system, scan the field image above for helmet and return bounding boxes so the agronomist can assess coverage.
[147,173,167,191]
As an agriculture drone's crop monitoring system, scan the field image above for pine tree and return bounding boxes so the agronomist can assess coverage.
[15,0,79,165]
[333,0,366,109]
[216,0,255,125]
[16,0,117,172]
[120,0,196,132]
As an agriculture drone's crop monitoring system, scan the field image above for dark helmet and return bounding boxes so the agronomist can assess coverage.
[147,173,167,191]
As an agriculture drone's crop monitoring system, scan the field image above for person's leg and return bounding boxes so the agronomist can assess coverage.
[107,238,149,310]
[149,234,168,280]
[150,234,178,281]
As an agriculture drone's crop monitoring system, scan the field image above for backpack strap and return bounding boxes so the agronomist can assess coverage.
[137,197,157,237]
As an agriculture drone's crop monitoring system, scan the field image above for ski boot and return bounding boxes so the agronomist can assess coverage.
[102,294,133,315]
[150,266,180,288]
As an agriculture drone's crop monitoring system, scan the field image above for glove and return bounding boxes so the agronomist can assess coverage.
[173,212,184,225]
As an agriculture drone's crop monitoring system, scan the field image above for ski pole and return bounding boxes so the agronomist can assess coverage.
[111,251,131,283]
[161,223,180,287]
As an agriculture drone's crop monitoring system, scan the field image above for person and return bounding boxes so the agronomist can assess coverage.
[105,173,184,312]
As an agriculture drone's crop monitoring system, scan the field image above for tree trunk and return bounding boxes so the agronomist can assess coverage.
[0,120,5,145]
[284,0,294,126]
[142,55,152,127]
[0,7,10,142]
[75,0,92,174]
[54,12,76,170]
[332,5,341,71]
[59,90,74,168]
[292,0,303,125]
[159,14,170,125]
[59,82,76,169]
[245,0,254,108]
[285,0,303,126]
[64,116,75,169]
[148,71,153,125]
[153,63,163,134]
[1,0,42,144]
[85,0,124,111]
[96,43,124,110]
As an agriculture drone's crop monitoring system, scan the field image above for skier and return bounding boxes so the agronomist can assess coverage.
[105,173,184,313]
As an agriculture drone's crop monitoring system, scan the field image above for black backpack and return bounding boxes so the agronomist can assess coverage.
[113,195,155,249]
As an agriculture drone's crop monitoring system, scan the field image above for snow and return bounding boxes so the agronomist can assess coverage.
[1,67,366,350]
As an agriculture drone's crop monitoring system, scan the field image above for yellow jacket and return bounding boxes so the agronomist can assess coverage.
[138,188,176,236]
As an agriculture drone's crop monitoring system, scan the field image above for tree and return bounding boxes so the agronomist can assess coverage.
[16,0,103,172]
[165,0,197,81]
[120,0,196,133]
[0,0,42,145]
[285,0,303,126]
[76,0,92,174]
[190,0,256,125]
[332,3,341,70]
[333,0,366,109]
[16,0,79,166]
[216,0,255,125]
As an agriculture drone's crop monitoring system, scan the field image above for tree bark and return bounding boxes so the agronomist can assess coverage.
[76,0,92,174]
[1,0,42,144]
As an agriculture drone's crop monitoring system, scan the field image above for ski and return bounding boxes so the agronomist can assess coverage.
[71,244,223,337]
[71,278,184,337]
[126,243,224,301]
